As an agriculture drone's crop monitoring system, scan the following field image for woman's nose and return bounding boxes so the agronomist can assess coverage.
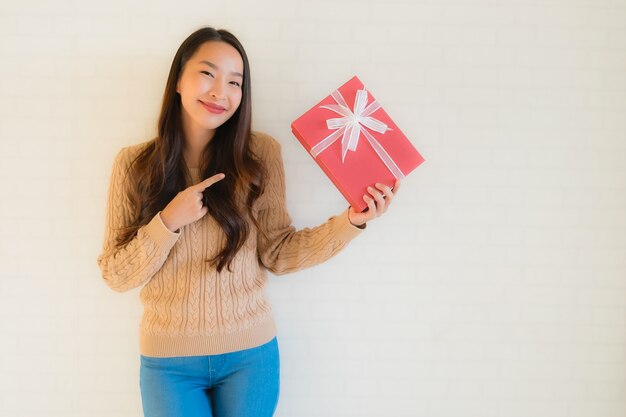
[209,83,225,99]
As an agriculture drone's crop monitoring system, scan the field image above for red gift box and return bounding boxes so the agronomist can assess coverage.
[291,75,425,212]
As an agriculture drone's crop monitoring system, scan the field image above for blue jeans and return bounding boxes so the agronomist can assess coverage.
[140,337,280,417]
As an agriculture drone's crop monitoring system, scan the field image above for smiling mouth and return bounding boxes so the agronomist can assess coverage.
[199,101,226,114]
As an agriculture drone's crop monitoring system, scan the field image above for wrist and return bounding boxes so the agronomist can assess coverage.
[348,208,366,229]
[159,210,179,233]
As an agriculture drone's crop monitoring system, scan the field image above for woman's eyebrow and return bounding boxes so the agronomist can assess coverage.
[198,60,243,78]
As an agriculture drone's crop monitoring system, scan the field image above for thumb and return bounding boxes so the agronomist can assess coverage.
[195,173,225,191]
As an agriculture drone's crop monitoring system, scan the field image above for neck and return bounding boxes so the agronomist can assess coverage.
[183,145,205,169]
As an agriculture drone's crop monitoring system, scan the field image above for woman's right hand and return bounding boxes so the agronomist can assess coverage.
[160,173,225,232]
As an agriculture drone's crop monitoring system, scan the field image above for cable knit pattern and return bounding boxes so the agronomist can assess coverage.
[97,131,365,357]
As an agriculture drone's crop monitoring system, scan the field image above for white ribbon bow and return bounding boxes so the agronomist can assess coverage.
[310,88,405,180]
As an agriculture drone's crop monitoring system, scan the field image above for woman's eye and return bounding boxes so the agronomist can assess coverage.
[230,81,241,87]
[201,71,213,77]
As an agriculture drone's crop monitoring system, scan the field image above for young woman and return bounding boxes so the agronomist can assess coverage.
[97,26,400,417]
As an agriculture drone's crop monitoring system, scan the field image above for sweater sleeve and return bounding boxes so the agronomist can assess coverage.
[256,136,365,275]
[96,147,181,292]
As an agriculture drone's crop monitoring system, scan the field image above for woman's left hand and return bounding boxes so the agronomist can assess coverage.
[348,180,401,227]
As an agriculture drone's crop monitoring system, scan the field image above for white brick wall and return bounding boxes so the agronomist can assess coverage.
[1,0,625,416]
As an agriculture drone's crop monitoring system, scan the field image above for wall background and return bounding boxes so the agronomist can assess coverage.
[1,0,625,416]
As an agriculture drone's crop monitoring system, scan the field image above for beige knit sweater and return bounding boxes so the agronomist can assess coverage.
[97,132,364,357]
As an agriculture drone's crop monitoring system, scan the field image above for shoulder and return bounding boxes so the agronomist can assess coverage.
[249,130,282,160]
[113,139,155,171]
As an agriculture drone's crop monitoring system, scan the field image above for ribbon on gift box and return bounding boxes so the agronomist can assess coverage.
[309,88,406,180]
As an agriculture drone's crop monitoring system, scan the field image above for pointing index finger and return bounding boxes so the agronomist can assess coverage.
[195,173,225,191]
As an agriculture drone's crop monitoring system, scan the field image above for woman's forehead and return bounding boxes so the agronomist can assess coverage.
[191,41,243,73]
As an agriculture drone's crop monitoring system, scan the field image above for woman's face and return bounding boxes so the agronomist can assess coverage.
[177,41,244,138]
